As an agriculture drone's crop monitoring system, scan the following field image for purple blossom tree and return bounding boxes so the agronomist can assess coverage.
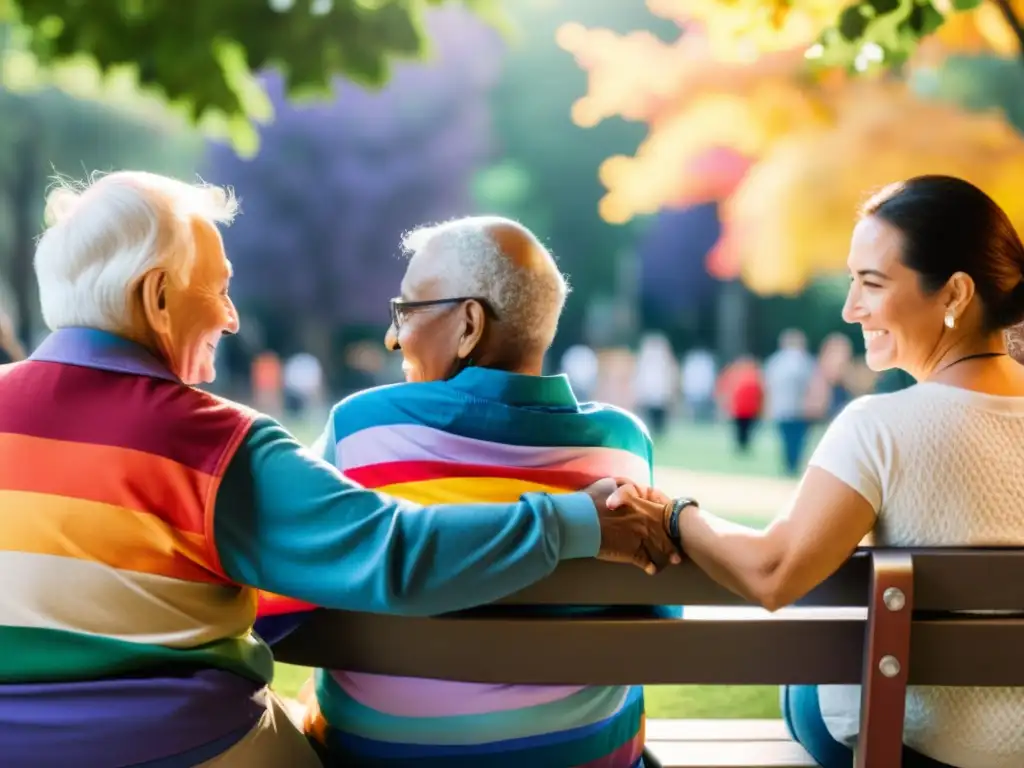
[205,7,502,331]
[638,203,721,320]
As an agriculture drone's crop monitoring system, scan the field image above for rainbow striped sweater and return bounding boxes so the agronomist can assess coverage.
[300,369,680,767]
[0,329,601,767]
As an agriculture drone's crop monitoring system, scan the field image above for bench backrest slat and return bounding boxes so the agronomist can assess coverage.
[271,549,1024,688]
[492,550,1024,611]
[271,613,1024,686]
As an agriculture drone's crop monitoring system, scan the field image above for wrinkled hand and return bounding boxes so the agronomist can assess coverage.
[583,478,680,575]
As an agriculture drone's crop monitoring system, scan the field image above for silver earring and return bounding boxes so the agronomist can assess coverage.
[944,312,956,330]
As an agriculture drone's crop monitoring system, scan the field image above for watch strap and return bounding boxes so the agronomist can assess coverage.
[667,497,698,548]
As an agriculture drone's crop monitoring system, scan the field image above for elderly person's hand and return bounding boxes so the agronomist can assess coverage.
[582,478,681,575]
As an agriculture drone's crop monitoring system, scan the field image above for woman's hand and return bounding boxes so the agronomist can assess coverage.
[606,482,673,510]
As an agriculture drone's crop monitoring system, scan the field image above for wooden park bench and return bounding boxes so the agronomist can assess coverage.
[274,548,1024,767]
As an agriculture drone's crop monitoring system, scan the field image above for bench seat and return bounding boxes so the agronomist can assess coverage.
[646,720,815,768]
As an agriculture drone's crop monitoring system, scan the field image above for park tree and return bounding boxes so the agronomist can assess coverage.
[204,7,501,360]
[471,0,680,352]
[653,0,1024,70]
[636,203,721,332]
[558,0,1024,296]
[0,0,502,345]
[1,0,500,151]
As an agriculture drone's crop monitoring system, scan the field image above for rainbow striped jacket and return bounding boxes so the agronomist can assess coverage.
[292,368,679,767]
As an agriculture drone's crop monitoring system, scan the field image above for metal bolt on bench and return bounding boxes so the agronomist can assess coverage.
[274,548,1024,768]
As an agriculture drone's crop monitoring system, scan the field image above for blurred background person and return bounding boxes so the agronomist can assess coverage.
[0,307,25,364]
[251,349,283,416]
[560,341,599,401]
[680,346,718,422]
[282,350,325,421]
[716,355,764,454]
[634,331,677,440]
[764,329,819,476]
[818,332,855,419]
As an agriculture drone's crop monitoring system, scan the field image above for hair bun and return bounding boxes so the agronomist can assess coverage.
[996,278,1024,328]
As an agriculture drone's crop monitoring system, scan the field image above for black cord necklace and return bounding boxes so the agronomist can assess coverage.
[932,351,1006,377]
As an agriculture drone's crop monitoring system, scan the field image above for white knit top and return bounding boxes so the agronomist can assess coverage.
[810,382,1024,767]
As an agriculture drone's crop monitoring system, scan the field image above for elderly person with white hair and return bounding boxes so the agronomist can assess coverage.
[0,173,676,767]
[263,216,680,768]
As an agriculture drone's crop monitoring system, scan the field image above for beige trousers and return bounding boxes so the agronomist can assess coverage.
[196,688,321,768]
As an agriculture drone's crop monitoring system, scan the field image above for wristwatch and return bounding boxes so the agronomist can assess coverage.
[666,497,699,550]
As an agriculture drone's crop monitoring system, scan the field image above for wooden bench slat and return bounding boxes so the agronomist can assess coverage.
[273,613,862,683]
[646,739,816,767]
[491,549,1024,611]
[681,607,867,621]
[646,719,792,742]
[273,613,1024,686]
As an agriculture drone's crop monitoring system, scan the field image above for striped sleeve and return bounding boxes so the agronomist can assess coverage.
[214,418,600,616]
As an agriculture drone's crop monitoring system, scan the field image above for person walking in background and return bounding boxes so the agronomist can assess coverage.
[0,306,26,364]
[818,333,855,419]
[680,347,717,422]
[251,349,283,416]
[716,355,763,454]
[560,341,599,401]
[634,332,677,440]
[282,350,324,420]
[764,329,818,475]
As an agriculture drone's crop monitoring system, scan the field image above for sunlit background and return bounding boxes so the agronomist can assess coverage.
[4,0,1024,719]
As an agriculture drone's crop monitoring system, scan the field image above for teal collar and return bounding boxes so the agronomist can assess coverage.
[445,368,578,408]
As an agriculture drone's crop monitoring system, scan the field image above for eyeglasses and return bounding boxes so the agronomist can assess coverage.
[389,296,496,330]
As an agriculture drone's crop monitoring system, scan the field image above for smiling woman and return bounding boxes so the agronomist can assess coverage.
[845,175,1024,380]
[613,176,1024,768]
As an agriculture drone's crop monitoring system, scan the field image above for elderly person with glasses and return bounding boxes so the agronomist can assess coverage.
[0,172,675,768]
[259,216,679,768]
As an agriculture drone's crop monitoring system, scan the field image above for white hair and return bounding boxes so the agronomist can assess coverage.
[401,216,569,354]
[35,171,238,332]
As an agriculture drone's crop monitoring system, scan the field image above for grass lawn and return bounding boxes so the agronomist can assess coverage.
[269,416,803,719]
[271,665,780,719]
[653,419,826,477]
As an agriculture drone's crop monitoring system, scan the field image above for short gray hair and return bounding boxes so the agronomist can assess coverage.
[401,216,569,354]
[35,171,238,333]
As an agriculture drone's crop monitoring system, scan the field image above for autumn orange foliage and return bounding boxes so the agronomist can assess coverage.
[558,0,1024,294]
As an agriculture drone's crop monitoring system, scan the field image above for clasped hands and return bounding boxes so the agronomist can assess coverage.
[582,478,684,575]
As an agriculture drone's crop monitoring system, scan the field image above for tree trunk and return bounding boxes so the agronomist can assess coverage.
[11,105,40,348]
[715,279,750,363]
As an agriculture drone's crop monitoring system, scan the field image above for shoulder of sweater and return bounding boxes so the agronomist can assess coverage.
[837,384,976,439]
[332,380,453,412]
[580,401,652,439]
